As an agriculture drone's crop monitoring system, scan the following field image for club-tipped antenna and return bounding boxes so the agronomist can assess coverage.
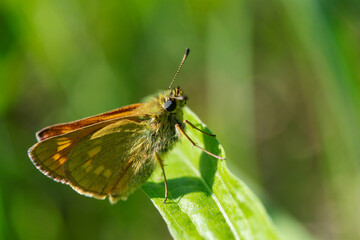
[169,48,190,89]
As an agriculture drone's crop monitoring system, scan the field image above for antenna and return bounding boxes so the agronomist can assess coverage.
[169,48,190,89]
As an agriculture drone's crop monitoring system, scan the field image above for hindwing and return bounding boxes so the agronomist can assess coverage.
[29,116,155,203]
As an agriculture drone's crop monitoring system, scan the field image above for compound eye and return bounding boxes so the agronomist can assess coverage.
[164,99,177,112]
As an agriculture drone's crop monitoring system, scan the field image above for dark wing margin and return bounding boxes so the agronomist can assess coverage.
[36,103,142,141]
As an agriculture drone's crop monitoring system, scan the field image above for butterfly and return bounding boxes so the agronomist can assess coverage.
[28,48,224,204]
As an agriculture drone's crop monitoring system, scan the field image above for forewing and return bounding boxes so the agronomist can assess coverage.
[29,117,150,201]
[36,103,142,141]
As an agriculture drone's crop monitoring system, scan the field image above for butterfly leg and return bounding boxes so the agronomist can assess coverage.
[183,120,216,137]
[154,152,168,203]
[175,124,225,160]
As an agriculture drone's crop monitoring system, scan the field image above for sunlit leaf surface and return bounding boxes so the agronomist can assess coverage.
[143,107,279,240]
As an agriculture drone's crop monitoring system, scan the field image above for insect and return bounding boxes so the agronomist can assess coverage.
[28,48,224,204]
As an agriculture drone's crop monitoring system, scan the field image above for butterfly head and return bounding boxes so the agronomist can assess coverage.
[162,87,187,113]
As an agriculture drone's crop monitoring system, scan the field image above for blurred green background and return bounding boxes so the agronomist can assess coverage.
[1,0,360,239]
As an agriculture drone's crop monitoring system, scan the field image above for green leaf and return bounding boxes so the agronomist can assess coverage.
[142,107,279,240]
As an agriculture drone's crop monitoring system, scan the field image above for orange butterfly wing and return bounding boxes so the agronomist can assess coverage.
[28,103,158,203]
[36,103,142,141]
[29,119,118,184]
